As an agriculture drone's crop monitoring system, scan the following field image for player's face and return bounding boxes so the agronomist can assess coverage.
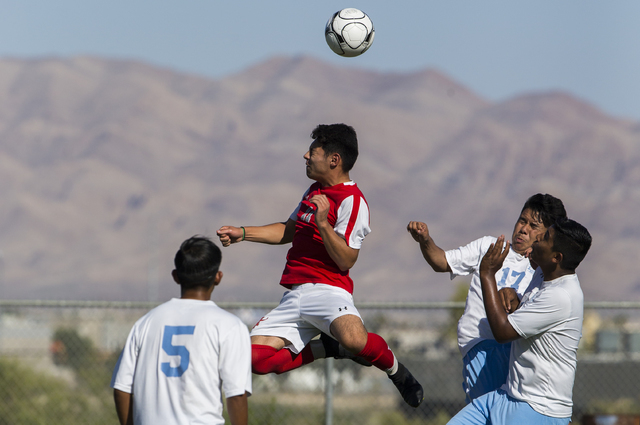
[530,226,555,266]
[511,208,546,255]
[304,142,331,182]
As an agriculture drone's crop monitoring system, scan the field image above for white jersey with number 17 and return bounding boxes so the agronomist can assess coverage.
[446,236,536,356]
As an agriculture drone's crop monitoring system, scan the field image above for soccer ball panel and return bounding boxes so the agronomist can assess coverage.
[342,23,368,49]
[338,8,366,20]
[325,31,345,55]
[325,8,374,58]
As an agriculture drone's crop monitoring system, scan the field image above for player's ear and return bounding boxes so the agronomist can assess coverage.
[551,251,563,267]
[213,271,223,286]
[330,152,341,168]
[171,270,180,285]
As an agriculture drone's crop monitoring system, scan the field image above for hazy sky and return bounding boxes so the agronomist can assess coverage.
[1,1,639,119]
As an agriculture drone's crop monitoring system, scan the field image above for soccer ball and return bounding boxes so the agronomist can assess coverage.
[325,8,375,57]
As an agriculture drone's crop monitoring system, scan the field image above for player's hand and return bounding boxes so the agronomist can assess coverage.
[407,221,430,243]
[498,287,520,314]
[216,226,244,247]
[480,235,510,277]
[309,194,330,227]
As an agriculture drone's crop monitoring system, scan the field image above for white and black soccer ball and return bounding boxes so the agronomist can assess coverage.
[325,8,375,57]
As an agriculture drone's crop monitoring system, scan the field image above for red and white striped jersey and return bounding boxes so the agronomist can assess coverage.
[280,181,370,294]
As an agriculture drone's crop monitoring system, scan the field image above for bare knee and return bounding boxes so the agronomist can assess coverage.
[330,315,368,353]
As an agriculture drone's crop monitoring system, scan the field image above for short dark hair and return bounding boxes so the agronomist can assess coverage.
[174,236,222,289]
[310,124,358,172]
[522,193,567,228]
[552,218,592,271]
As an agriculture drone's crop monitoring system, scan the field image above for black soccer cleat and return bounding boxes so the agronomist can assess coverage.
[389,362,424,408]
[319,333,372,367]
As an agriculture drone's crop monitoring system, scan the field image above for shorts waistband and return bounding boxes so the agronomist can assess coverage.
[290,283,318,290]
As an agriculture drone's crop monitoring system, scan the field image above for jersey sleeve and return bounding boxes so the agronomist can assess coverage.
[508,286,572,339]
[110,322,141,393]
[445,236,493,280]
[334,195,371,249]
[219,318,252,398]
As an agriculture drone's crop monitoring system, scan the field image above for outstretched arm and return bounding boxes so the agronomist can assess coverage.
[406,221,451,273]
[479,236,521,343]
[227,392,249,425]
[311,194,359,271]
[217,220,296,247]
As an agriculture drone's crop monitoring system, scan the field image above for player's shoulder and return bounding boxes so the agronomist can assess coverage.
[480,235,497,244]
[323,181,368,206]
[343,180,363,192]
[535,276,580,308]
[552,274,583,301]
[127,300,175,334]
[207,307,250,340]
[201,302,247,326]
[139,298,176,319]
[467,235,496,252]
[214,304,245,322]
[341,181,368,202]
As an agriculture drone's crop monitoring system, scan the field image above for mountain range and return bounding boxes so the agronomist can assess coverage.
[0,55,638,302]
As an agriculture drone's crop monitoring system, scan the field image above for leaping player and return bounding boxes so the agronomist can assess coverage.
[217,123,424,408]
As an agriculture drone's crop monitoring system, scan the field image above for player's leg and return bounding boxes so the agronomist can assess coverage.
[318,316,372,366]
[300,284,423,407]
[329,315,388,367]
[488,389,570,425]
[447,390,494,425]
[329,315,424,408]
[463,340,511,403]
[318,332,373,366]
[251,287,324,375]
[448,389,571,425]
[251,335,318,375]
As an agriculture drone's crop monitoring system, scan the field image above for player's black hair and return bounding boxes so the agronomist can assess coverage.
[310,123,358,172]
[552,217,592,271]
[522,193,567,228]
[174,236,222,289]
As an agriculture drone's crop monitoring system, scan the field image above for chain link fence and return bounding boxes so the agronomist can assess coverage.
[0,300,638,425]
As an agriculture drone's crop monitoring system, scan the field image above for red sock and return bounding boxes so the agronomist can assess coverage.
[252,344,315,375]
[356,333,396,371]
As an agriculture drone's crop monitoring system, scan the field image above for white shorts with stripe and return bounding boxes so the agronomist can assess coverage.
[250,283,363,354]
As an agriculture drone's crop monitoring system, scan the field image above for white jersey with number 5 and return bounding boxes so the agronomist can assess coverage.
[111,298,252,425]
[446,236,536,356]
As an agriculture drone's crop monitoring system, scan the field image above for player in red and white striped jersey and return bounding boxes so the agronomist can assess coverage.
[217,123,423,408]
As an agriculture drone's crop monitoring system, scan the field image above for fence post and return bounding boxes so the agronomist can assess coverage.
[324,357,334,425]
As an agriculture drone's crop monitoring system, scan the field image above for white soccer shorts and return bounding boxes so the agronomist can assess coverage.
[250,283,363,354]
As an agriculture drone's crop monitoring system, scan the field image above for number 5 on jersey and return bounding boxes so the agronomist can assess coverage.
[161,325,195,377]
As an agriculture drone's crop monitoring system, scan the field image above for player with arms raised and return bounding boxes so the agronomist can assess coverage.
[407,194,566,403]
[218,123,423,408]
[447,217,591,424]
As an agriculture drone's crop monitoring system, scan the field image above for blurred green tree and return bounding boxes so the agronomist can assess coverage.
[0,357,117,424]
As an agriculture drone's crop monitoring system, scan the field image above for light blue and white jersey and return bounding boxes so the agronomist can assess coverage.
[111,298,252,425]
[446,236,536,356]
[507,273,583,418]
